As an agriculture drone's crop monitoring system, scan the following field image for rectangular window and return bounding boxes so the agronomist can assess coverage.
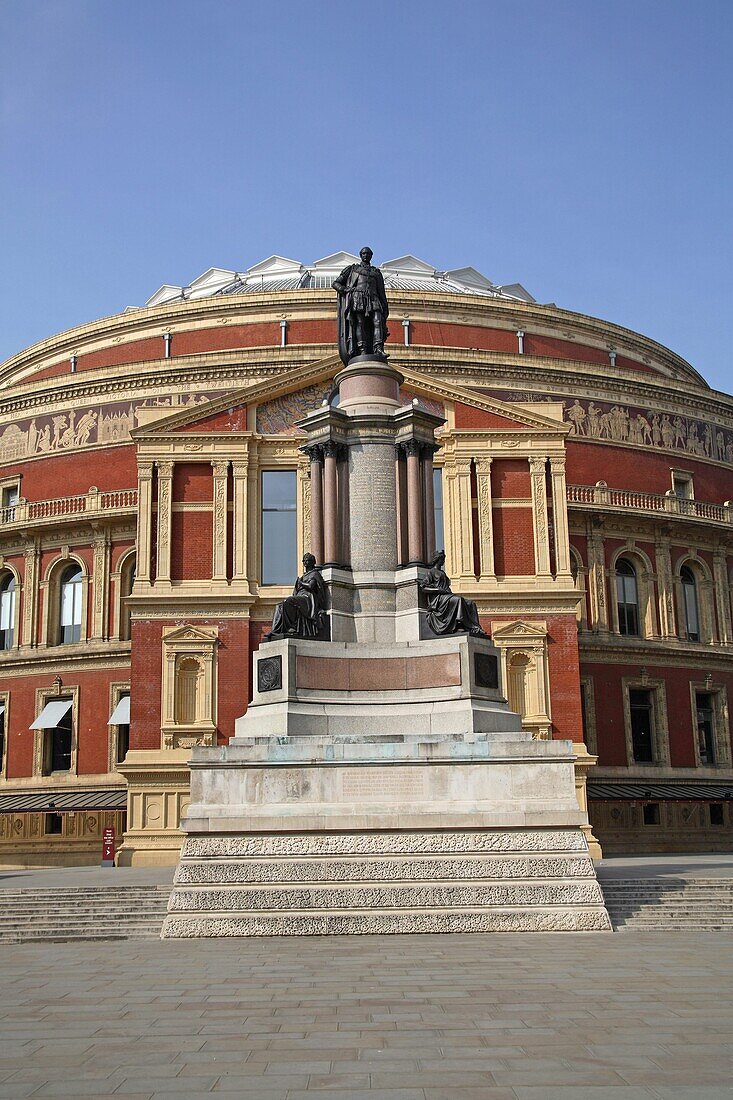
[672,472,693,499]
[695,693,716,766]
[45,812,63,835]
[43,702,73,774]
[261,471,297,585]
[0,484,19,520]
[116,723,130,764]
[630,688,654,763]
[60,581,82,643]
[433,468,444,552]
[643,803,660,825]
[709,803,724,826]
[0,704,5,774]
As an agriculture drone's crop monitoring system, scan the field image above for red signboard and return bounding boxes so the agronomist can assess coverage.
[102,826,115,865]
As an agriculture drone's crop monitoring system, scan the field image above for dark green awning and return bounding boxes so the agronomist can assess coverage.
[0,789,126,813]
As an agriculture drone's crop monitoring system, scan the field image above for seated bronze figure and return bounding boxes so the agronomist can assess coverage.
[264,553,329,641]
[419,550,487,638]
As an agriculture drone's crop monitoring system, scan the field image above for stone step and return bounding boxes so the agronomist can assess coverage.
[162,905,612,936]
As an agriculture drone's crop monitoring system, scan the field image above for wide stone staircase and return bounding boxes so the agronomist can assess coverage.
[600,877,733,931]
[0,885,170,943]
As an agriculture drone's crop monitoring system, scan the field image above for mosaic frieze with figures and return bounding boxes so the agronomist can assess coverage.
[483,389,733,465]
[0,392,220,464]
[257,385,445,436]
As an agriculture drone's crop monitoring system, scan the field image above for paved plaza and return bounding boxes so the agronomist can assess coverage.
[0,930,730,1099]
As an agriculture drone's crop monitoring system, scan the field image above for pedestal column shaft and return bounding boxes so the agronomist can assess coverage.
[310,451,324,565]
[323,445,340,565]
[406,443,424,564]
[422,449,436,563]
[348,442,398,572]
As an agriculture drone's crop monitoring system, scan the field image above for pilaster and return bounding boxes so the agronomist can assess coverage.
[445,458,474,581]
[713,548,732,644]
[91,532,111,640]
[587,521,609,631]
[474,456,495,580]
[529,456,552,578]
[231,459,249,586]
[549,456,572,579]
[211,460,229,582]
[156,461,174,584]
[655,533,677,638]
[136,461,154,584]
[21,540,39,648]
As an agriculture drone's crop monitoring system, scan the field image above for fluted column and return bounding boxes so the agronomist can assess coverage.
[231,459,249,584]
[156,460,174,583]
[136,461,154,583]
[474,456,495,579]
[323,442,340,566]
[405,441,424,565]
[549,456,572,579]
[395,448,408,566]
[422,446,436,564]
[309,446,324,566]
[529,456,552,578]
[211,460,229,581]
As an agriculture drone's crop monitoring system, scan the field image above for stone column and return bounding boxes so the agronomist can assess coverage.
[91,533,111,640]
[474,456,495,579]
[136,461,154,583]
[323,442,340,566]
[530,456,552,578]
[587,520,609,631]
[422,446,436,564]
[231,459,249,584]
[337,449,350,566]
[405,440,424,565]
[395,448,408,566]
[211,460,229,582]
[156,461,174,584]
[22,540,39,648]
[549,456,572,579]
[655,534,676,638]
[309,446,324,566]
[713,548,732,644]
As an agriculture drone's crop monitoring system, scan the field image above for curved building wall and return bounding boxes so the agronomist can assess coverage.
[0,285,730,864]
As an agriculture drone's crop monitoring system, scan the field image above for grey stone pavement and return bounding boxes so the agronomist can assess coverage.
[0,931,731,1100]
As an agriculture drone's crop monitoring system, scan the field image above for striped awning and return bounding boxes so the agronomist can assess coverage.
[0,789,127,813]
[588,781,733,802]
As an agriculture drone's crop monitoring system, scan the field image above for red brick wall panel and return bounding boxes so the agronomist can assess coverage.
[491,507,535,575]
[454,403,529,430]
[129,620,163,751]
[567,440,733,501]
[170,511,213,580]
[491,459,531,499]
[0,446,137,498]
[173,406,248,433]
[173,464,212,504]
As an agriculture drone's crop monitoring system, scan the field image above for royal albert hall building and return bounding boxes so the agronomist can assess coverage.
[0,250,731,867]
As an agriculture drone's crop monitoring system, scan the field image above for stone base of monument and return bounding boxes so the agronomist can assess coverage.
[162,635,610,936]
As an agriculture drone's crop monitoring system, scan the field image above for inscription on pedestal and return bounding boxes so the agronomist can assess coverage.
[474,652,499,690]
[257,655,282,693]
[342,768,427,801]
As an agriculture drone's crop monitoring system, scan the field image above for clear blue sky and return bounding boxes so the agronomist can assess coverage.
[1,0,731,389]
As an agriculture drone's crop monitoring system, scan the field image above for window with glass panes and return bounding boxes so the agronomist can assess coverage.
[616,559,639,636]
[59,566,83,644]
[0,574,15,649]
[629,688,654,762]
[695,692,716,765]
[681,566,700,641]
[261,471,297,585]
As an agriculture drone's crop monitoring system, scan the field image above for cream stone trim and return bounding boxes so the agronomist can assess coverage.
[490,498,532,508]
[713,549,733,645]
[474,457,495,580]
[654,535,677,639]
[586,522,609,632]
[32,683,80,778]
[91,533,111,641]
[549,456,572,578]
[21,540,39,648]
[297,454,311,565]
[529,456,552,578]
[116,749,191,867]
[492,619,552,740]
[231,457,250,586]
[579,676,598,755]
[160,625,218,750]
[136,461,154,584]
[211,460,228,582]
[621,676,670,767]
[156,460,174,584]
[443,458,474,581]
[107,680,131,773]
[0,689,9,779]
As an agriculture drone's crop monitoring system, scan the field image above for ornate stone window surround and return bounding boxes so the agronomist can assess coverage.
[0,474,21,521]
[674,553,716,644]
[32,683,80,779]
[621,675,670,767]
[259,466,299,589]
[0,562,22,652]
[610,545,658,640]
[688,680,731,769]
[569,546,588,630]
[107,680,131,772]
[491,619,551,740]
[40,552,89,649]
[161,625,218,750]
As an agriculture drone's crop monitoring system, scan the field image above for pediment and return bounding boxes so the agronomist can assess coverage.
[381,255,437,275]
[187,268,237,297]
[445,266,494,291]
[162,624,219,644]
[246,255,305,277]
[145,284,184,308]
[311,252,360,270]
[491,620,548,641]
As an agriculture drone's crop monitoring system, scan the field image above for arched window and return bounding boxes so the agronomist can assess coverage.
[681,565,700,642]
[0,574,16,650]
[175,657,200,724]
[616,558,639,636]
[507,652,530,718]
[119,555,136,641]
[59,565,83,644]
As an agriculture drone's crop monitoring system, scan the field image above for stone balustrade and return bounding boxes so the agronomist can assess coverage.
[567,482,733,524]
[0,487,138,528]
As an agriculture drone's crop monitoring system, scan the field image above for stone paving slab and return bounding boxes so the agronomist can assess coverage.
[0,933,730,1097]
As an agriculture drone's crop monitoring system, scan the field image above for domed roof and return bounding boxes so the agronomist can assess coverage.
[143,253,536,308]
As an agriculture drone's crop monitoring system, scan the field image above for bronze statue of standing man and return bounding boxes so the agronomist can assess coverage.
[333,247,389,365]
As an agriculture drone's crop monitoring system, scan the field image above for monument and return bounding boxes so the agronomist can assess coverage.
[162,249,610,936]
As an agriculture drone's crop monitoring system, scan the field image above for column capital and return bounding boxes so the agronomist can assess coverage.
[157,460,174,478]
[474,456,493,474]
[403,439,423,459]
[231,461,249,478]
[549,455,566,474]
[138,461,154,480]
[323,440,340,460]
[211,460,229,479]
[529,455,548,475]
